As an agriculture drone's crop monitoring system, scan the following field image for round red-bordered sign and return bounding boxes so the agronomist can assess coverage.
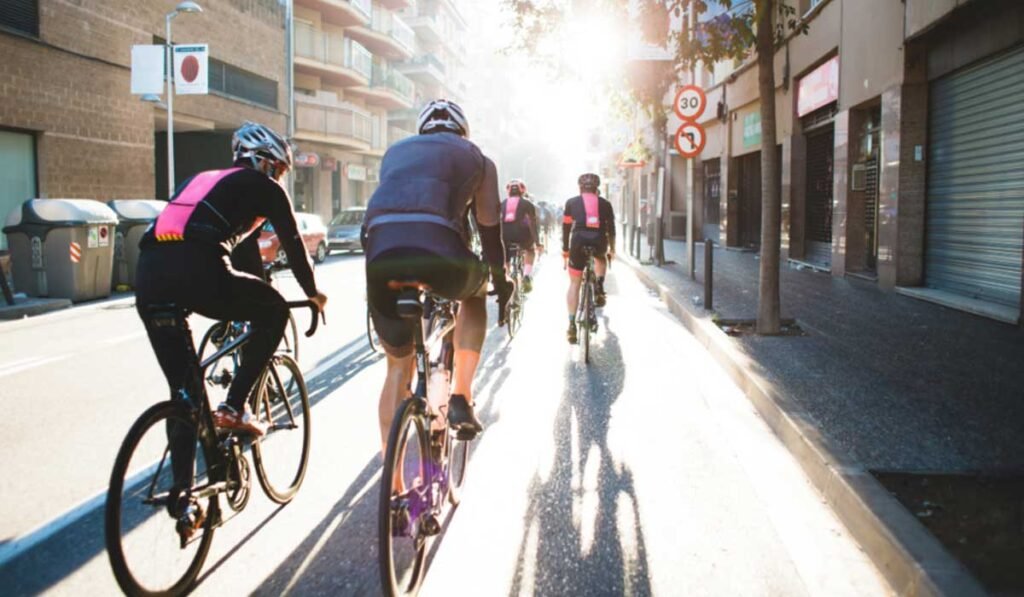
[673,84,707,122]
[674,122,706,158]
[181,55,200,83]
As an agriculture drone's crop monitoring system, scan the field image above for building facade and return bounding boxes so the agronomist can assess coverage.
[289,0,467,224]
[0,0,289,253]
[665,0,1024,325]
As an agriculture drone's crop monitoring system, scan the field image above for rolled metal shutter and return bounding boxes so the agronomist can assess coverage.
[926,45,1024,307]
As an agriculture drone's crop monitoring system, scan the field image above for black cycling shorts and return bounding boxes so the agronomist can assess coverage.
[568,233,609,274]
[366,221,488,354]
[502,223,534,251]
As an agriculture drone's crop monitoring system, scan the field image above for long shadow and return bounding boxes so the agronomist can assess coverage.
[0,337,385,596]
[507,319,654,596]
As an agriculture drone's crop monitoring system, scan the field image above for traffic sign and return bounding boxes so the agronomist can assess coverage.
[674,122,706,158]
[673,84,707,121]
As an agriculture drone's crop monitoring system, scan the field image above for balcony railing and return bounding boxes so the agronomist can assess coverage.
[410,52,446,74]
[371,9,416,52]
[295,95,373,144]
[349,0,372,19]
[372,63,415,101]
[295,22,373,79]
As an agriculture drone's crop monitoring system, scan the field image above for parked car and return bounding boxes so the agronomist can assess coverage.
[258,212,328,265]
[327,207,366,254]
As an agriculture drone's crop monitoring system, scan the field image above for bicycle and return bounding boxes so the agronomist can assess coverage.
[505,243,526,339]
[105,301,322,596]
[575,246,600,365]
[378,282,471,597]
[367,302,381,353]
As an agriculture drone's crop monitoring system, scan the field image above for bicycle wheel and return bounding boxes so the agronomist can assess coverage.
[279,312,300,362]
[582,279,592,365]
[367,307,381,353]
[379,398,430,597]
[446,430,470,506]
[105,401,217,597]
[252,354,311,503]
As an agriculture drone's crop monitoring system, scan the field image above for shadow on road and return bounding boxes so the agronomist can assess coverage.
[508,317,653,596]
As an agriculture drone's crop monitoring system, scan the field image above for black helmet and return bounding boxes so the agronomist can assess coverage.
[578,172,600,190]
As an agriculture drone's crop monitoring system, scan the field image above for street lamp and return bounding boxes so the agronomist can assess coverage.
[165,1,203,197]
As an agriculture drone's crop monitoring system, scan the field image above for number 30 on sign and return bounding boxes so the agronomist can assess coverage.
[673,85,707,121]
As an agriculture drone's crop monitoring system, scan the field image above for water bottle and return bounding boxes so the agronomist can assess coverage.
[426,369,450,432]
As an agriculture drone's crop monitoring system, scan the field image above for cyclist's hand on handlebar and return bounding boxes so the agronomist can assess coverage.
[309,292,328,312]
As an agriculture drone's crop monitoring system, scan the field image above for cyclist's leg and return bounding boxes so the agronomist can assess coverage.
[565,238,587,342]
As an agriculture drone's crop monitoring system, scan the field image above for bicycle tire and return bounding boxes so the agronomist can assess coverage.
[446,432,470,506]
[280,312,300,362]
[105,401,216,597]
[582,277,592,365]
[252,354,311,503]
[379,398,430,597]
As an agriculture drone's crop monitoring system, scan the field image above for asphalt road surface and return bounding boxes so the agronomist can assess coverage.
[0,252,889,596]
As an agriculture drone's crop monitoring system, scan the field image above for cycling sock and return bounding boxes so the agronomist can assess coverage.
[568,314,575,325]
[597,276,605,292]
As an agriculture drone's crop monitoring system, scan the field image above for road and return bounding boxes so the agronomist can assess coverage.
[0,252,890,595]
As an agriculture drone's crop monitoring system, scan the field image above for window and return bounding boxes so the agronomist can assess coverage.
[1,0,39,36]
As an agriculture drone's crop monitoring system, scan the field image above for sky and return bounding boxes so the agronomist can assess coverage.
[456,0,634,202]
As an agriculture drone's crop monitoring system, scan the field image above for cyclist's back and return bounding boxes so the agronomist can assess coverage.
[562,173,615,343]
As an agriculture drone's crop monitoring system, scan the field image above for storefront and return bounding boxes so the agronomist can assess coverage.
[925,44,1024,309]
[0,129,36,251]
[797,56,839,269]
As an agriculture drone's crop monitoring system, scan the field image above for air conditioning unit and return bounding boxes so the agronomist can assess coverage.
[851,163,867,191]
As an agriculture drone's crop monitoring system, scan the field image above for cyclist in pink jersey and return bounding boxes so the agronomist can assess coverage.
[500,179,540,292]
[561,172,616,344]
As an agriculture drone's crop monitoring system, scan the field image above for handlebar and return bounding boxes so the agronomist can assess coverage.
[285,300,325,337]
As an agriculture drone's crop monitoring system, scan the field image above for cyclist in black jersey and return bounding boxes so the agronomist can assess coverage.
[500,179,540,292]
[562,172,616,344]
[135,122,328,436]
[364,99,512,446]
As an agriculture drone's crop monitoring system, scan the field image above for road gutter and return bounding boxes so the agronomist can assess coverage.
[621,256,986,597]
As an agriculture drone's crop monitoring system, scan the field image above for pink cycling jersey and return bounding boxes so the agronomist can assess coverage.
[582,193,600,229]
[503,195,521,223]
[154,168,243,241]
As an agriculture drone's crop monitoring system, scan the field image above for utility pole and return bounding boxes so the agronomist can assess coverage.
[285,0,296,198]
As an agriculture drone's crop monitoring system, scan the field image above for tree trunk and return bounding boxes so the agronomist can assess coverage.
[755,0,781,334]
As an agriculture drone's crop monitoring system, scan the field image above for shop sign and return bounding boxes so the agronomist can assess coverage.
[295,152,320,168]
[347,164,367,181]
[743,112,761,148]
[798,55,839,117]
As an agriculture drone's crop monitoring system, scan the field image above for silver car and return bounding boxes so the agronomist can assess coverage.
[327,207,366,253]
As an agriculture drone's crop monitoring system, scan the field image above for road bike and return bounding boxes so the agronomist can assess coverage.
[505,243,526,339]
[378,283,471,596]
[575,246,600,365]
[105,301,322,596]
[367,301,381,353]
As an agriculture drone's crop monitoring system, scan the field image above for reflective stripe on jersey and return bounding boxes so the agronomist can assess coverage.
[582,193,600,229]
[154,168,242,241]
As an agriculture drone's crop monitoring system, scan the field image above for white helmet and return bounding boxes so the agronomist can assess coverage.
[232,121,293,170]
[417,99,470,137]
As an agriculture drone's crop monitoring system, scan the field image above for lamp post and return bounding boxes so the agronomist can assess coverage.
[165,1,203,198]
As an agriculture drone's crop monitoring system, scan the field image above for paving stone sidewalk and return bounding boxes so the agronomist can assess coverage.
[628,237,1023,473]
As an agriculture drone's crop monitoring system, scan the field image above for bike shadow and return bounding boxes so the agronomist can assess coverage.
[507,318,654,596]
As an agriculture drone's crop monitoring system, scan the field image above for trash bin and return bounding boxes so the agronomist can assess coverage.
[3,199,118,302]
[107,199,164,291]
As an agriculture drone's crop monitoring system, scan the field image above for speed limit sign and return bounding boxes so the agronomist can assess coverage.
[674,122,706,158]
[673,84,707,121]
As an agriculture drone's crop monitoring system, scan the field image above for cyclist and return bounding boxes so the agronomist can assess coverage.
[535,199,553,251]
[500,179,540,292]
[363,99,513,447]
[135,121,328,438]
[562,172,616,344]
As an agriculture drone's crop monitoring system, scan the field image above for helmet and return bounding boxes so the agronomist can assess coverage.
[417,99,470,136]
[232,121,293,171]
[506,178,526,196]
[578,172,601,190]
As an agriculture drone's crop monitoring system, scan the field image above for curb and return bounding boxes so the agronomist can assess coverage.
[621,257,987,597]
[0,293,136,331]
[0,298,72,320]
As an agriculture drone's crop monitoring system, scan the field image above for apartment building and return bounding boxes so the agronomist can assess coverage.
[290,0,467,222]
[0,0,288,250]
[664,0,1024,325]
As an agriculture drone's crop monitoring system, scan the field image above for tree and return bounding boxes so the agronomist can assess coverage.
[505,0,806,334]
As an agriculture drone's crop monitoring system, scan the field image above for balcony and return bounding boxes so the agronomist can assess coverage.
[348,63,415,109]
[377,0,413,10]
[389,107,420,124]
[294,0,371,27]
[396,52,445,86]
[294,23,372,86]
[294,93,373,150]
[404,8,442,44]
[346,9,415,61]
[388,125,414,145]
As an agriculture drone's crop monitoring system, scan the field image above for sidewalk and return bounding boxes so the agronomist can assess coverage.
[622,236,1023,596]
